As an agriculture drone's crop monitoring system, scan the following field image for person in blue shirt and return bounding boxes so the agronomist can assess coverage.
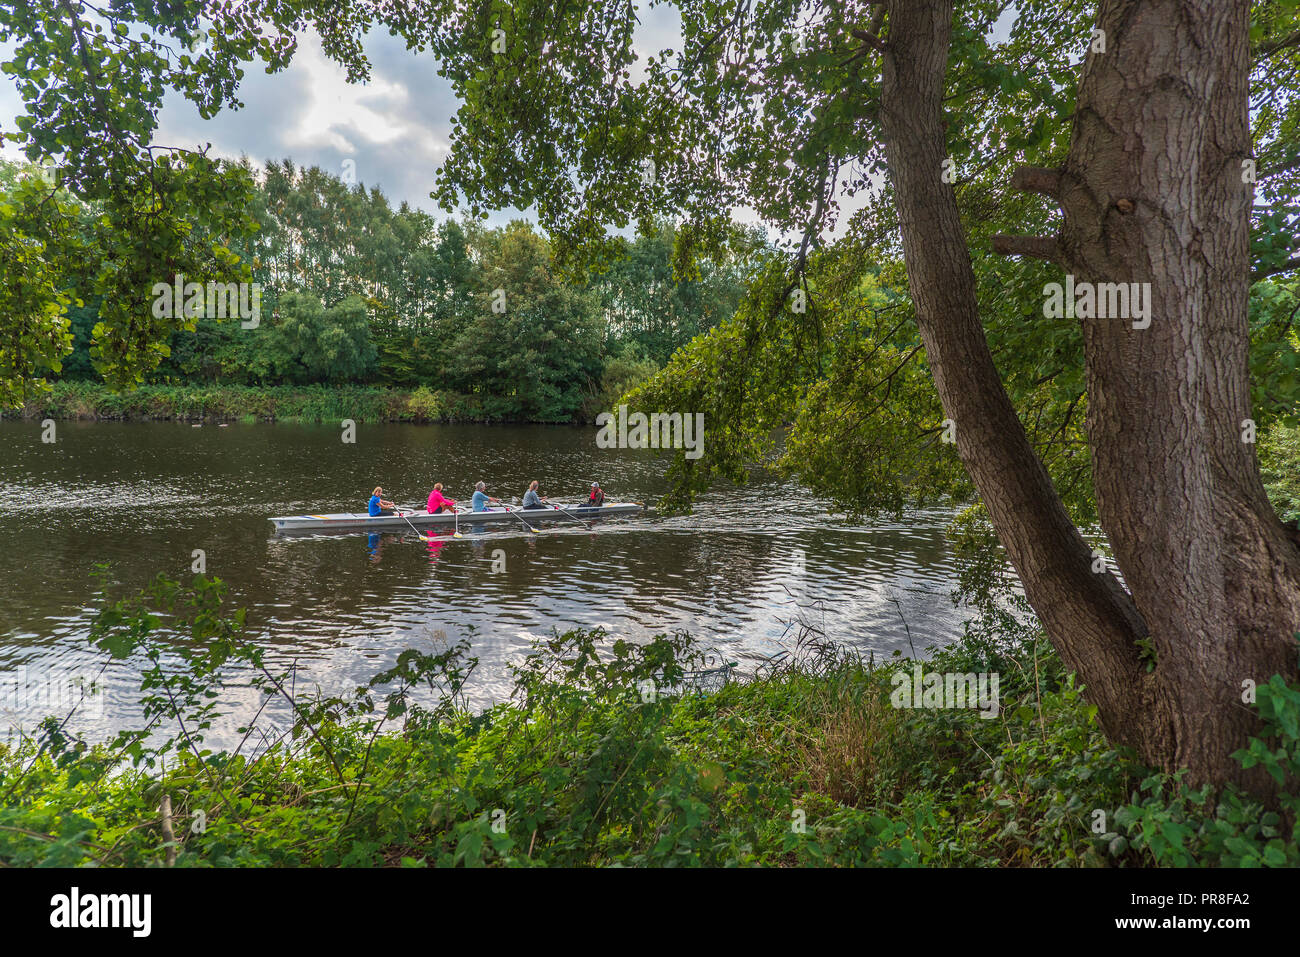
[471,481,501,512]
[368,486,396,516]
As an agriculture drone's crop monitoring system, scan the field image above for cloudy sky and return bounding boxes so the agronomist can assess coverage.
[1,8,694,230]
[0,6,1019,236]
[157,28,474,215]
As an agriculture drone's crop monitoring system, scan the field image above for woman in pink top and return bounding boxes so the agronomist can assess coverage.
[426,483,457,514]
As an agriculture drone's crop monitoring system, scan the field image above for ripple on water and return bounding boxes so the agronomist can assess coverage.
[0,421,980,746]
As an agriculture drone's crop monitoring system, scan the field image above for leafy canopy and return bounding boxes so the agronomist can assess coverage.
[3,1,1298,513]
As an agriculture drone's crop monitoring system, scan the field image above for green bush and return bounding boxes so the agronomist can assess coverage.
[2,575,1296,867]
[1261,421,1300,524]
[405,386,441,422]
[579,347,662,424]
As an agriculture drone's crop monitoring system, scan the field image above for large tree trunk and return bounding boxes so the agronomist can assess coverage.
[879,0,1300,789]
[1063,0,1300,785]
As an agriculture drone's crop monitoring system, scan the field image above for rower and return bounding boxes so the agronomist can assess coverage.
[426,483,457,514]
[471,481,502,512]
[522,480,548,510]
[368,487,396,516]
[588,482,605,507]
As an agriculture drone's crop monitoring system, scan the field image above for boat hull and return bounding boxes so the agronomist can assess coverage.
[270,502,646,533]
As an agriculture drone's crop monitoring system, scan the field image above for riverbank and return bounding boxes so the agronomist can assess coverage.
[3,382,586,425]
[2,575,1295,867]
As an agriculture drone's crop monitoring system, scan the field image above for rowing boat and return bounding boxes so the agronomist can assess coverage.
[269,501,646,533]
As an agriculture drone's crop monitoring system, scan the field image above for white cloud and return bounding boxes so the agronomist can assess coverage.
[280,34,444,160]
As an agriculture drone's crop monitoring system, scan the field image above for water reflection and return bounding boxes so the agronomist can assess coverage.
[0,420,968,745]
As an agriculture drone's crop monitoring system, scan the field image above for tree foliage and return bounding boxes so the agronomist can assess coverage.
[7,0,1300,787]
[0,153,757,419]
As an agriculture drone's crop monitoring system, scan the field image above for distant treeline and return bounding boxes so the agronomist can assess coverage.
[34,159,770,423]
[10,382,494,425]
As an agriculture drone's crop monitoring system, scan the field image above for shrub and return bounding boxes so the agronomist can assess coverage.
[1261,421,1300,524]
[2,576,1296,867]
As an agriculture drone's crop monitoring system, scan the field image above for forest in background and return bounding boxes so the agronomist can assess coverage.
[2,157,764,422]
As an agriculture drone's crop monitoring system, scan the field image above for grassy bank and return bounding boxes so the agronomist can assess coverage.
[2,382,572,425]
[1,575,1297,867]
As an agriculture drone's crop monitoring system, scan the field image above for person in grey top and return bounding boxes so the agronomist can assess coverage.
[522,479,548,509]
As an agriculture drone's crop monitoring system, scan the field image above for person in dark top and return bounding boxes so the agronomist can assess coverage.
[588,482,605,506]
[522,480,548,509]
[368,486,396,516]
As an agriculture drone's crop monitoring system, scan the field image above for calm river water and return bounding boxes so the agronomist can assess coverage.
[0,420,969,746]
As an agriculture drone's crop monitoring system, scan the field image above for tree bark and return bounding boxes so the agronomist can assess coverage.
[1060,0,1300,786]
[879,0,1300,789]
[878,0,1152,749]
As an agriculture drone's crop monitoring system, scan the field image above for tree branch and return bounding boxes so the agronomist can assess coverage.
[991,234,1062,262]
[851,2,888,52]
[850,27,885,52]
[1252,256,1300,282]
[1010,165,1063,200]
[1256,30,1300,57]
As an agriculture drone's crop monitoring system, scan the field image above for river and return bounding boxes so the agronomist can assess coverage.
[0,419,969,747]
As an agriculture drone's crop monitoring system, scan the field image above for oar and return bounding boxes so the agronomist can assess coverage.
[547,502,594,529]
[394,509,432,541]
[452,504,463,539]
[503,503,539,534]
